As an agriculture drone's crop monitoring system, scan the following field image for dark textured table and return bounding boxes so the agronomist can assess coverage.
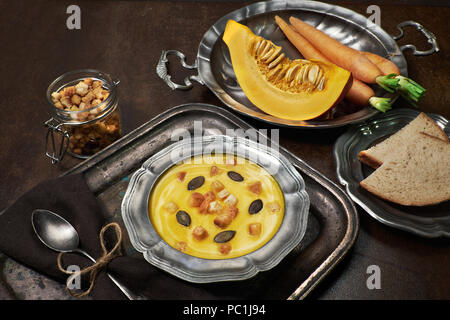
[0,0,449,299]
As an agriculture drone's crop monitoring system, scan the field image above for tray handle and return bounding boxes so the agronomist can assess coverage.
[157,50,204,90]
[392,21,439,56]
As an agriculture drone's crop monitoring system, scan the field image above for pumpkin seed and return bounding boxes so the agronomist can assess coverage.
[308,64,319,84]
[285,64,300,82]
[261,47,275,62]
[187,176,205,190]
[265,46,282,64]
[256,40,267,56]
[259,48,274,62]
[249,199,263,214]
[227,171,244,182]
[267,64,282,78]
[318,76,325,91]
[274,63,290,81]
[214,230,236,243]
[253,41,261,55]
[176,210,191,227]
[295,65,306,84]
[314,69,324,87]
[289,66,302,87]
[302,64,311,83]
[251,36,326,94]
[259,41,271,57]
[268,53,285,69]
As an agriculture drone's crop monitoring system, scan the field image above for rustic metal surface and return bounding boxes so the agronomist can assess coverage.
[1,0,449,300]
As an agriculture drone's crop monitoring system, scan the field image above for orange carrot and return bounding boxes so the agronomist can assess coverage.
[274,16,328,61]
[288,16,426,106]
[289,16,383,84]
[344,79,376,106]
[361,51,400,75]
[275,16,390,111]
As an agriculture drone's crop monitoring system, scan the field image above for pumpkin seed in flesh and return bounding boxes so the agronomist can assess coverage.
[295,66,305,84]
[256,40,266,56]
[259,41,271,57]
[318,76,325,91]
[302,64,311,84]
[268,53,285,69]
[314,69,324,87]
[308,64,319,84]
[267,64,282,79]
[285,64,300,82]
[274,64,290,81]
[251,40,261,56]
[265,47,282,64]
[261,48,275,62]
[251,37,326,93]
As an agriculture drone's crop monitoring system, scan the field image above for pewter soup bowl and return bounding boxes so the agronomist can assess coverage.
[121,135,310,283]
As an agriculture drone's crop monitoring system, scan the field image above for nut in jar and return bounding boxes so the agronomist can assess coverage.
[45,69,122,163]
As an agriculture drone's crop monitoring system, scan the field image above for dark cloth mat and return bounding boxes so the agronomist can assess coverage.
[0,174,262,300]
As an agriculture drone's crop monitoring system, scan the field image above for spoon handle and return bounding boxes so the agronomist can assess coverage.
[76,249,147,300]
[107,272,147,300]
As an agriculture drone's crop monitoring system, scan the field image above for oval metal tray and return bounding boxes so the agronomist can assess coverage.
[121,135,310,283]
[158,0,412,128]
[334,108,450,237]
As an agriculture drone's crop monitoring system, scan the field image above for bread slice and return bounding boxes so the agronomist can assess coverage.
[359,113,449,169]
[360,133,450,206]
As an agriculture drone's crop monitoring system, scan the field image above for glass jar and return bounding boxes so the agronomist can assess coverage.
[45,69,122,163]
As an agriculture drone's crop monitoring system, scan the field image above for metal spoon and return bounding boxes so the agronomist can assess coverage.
[31,209,144,300]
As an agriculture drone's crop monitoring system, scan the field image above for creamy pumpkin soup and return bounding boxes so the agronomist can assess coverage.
[149,154,284,259]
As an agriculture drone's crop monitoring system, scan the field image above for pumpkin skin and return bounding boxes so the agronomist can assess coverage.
[222,20,353,121]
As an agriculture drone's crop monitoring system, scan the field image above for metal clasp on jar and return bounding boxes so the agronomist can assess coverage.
[44,118,70,164]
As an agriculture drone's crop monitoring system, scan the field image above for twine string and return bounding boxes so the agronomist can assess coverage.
[57,222,122,298]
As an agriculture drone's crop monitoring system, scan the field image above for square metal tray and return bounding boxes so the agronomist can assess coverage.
[65,103,359,299]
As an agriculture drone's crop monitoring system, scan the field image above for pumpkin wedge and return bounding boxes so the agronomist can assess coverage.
[222,20,352,120]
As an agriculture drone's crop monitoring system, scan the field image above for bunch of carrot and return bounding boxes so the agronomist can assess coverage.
[275,16,425,112]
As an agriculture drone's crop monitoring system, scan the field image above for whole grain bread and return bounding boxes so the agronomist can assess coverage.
[360,133,450,206]
[358,113,449,169]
